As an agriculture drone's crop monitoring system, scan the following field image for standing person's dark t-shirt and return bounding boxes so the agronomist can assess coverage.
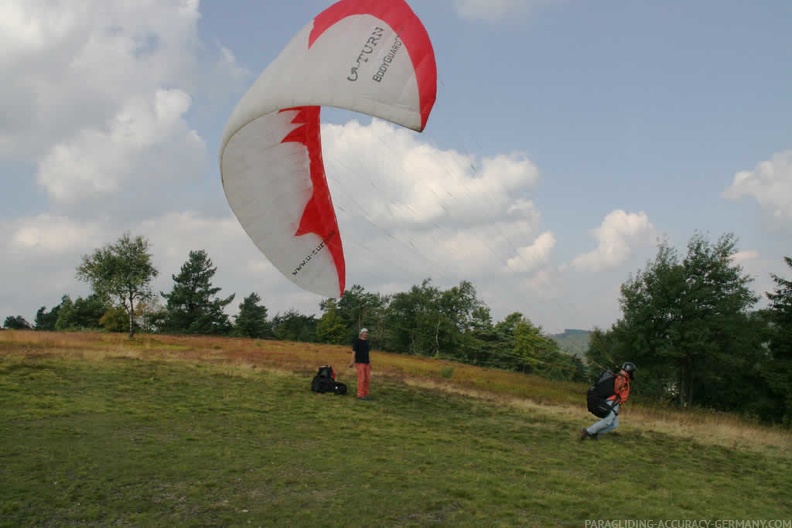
[353,338,370,364]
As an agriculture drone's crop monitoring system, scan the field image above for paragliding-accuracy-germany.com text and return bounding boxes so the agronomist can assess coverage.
[585,520,791,528]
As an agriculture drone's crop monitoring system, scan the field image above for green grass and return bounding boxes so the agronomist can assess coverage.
[1,351,791,527]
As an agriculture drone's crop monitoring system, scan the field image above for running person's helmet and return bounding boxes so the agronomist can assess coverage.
[620,362,637,379]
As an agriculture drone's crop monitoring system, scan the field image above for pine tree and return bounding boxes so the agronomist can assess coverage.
[766,256,792,424]
[233,293,272,339]
[161,250,234,335]
[3,315,32,330]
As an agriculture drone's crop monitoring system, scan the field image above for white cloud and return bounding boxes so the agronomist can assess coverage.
[1,214,112,318]
[0,0,202,160]
[321,119,544,285]
[453,0,564,22]
[507,231,556,273]
[215,43,250,85]
[0,0,83,65]
[722,150,792,225]
[139,211,246,267]
[731,249,759,265]
[9,214,104,255]
[37,88,205,209]
[9,214,99,255]
[323,120,539,227]
[572,210,656,272]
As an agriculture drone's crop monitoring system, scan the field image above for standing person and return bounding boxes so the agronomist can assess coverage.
[580,362,636,440]
[349,328,371,400]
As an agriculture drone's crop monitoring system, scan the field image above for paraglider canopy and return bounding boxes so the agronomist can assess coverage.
[220,0,437,298]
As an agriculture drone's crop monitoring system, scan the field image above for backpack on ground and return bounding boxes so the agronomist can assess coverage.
[311,365,347,395]
[586,369,617,418]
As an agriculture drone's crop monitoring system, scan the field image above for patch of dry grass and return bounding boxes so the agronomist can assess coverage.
[627,404,791,454]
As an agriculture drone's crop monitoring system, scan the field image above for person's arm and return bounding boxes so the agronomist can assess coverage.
[614,375,630,404]
[349,340,357,368]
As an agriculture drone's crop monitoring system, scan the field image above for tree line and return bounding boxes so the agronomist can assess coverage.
[3,233,584,382]
[3,231,791,425]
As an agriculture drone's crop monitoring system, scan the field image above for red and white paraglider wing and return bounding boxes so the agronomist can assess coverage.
[220,0,437,298]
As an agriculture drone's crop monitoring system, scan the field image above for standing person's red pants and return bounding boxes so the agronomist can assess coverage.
[355,363,371,398]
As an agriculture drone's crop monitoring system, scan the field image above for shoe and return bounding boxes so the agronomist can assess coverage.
[357,396,371,400]
[578,428,590,441]
[590,433,599,440]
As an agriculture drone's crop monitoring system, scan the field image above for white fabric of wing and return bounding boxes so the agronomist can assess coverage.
[220,15,422,155]
[221,110,339,297]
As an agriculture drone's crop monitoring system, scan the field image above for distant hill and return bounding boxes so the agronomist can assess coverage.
[548,329,591,358]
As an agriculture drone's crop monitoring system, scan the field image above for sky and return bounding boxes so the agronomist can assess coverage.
[1,0,790,333]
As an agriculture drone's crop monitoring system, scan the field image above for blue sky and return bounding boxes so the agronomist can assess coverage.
[1,0,790,333]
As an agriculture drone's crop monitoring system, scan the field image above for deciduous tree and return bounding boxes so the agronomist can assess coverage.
[335,285,387,345]
[611,233,760,408]
[385,279,442,356]
[76,233,158,338]
[271,310,317,342]
[316,300,348,345]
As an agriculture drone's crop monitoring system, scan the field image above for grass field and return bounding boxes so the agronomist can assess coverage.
[1,331,790,527]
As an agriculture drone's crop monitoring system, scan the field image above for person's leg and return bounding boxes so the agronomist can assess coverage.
[593,413,619,435]
[586,404,619,437]
[361,363,371,397]
[355,363,366,398]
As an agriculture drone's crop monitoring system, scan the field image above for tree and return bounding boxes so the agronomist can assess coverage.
[35,303,62,331]
[437,281,489,363]
[55,294,109,331]
[383,279,494,361]
[271,310,317,342]
[76,233,158,338]
[100,307,130,333]
[335,285,387,346]
[765,256,792,424]
[470,311,523,369]
[385,279,442,356]
[316,300,348,345]
[233,292,272,339]
[161,250,234,335]
[611,233,761,408]
[456,304,498,368]
[512,317,581,380]
[134,298,168,334]
[440,281,485,333]
[3,315,31,330]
